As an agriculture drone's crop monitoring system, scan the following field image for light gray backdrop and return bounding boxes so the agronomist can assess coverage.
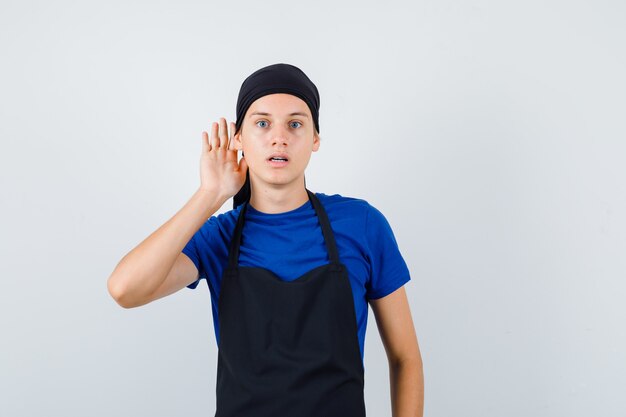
[1,0,624,416]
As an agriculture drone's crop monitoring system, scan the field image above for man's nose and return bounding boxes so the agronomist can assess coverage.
[271,125,290,146]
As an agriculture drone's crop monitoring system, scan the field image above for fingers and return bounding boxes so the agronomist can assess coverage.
[218,118,229,149]
[228,122,235,150]
[210,121,219,150]
[202,131,210,152]
[205,117,237,157]
[226,121,238,163]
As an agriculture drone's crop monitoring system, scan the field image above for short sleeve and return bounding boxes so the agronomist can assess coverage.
[364,204,411,300]
[182,231,204,290]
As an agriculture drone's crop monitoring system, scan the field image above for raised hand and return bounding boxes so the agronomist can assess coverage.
[199,117,248,201]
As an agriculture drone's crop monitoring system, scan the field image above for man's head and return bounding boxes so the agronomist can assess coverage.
[231,63,321,208]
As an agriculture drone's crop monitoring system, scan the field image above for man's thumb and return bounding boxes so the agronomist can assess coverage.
[239,155,248,173]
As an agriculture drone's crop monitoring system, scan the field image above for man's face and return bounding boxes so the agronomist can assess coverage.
[233,93,320,189]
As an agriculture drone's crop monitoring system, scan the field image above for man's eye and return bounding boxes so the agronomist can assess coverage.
[256,120,269,128]
[290,121,302,128]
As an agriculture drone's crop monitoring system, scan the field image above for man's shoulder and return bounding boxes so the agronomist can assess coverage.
[315,191,393,227]
[314,191,374,219]
[315,191,369,206]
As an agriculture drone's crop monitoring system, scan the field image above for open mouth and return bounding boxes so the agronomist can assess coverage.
[268,155,289,167]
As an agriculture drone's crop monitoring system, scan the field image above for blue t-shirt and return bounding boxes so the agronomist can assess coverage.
[182,192,411,366]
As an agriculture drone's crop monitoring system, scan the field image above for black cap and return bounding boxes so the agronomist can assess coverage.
[234,63,320,135]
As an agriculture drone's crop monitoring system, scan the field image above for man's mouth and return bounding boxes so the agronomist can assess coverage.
[268,154,289,167]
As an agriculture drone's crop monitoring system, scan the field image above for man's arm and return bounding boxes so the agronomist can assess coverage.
[107,188,226,308]
[369,286,424,417]
[107,117,248,308]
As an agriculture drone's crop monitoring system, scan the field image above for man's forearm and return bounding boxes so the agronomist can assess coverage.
[390,357,424,417]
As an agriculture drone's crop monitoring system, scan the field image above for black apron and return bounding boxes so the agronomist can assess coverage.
[215,189,366,417]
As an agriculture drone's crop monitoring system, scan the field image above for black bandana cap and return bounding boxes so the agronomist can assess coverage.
[234,63,320,135]
[232,63,320,209]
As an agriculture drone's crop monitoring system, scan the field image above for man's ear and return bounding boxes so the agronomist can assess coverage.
[312,131,321,152]
[233,131,243,150]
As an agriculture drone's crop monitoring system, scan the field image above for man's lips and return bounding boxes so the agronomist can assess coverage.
[268,158,289,167]
[268,153,289,161]
[267,153,289,167]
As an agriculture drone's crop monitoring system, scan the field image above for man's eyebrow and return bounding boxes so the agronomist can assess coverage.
[249,111,309,118]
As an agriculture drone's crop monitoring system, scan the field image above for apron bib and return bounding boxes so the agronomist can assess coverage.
[215,189,366,417]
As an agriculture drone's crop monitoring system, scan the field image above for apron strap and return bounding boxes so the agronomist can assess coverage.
[228,197,249,269]
[306,189,340,264]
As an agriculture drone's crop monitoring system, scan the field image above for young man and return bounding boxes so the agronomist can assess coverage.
[107,63,424,416]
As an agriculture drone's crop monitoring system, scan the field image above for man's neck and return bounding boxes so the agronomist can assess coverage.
[248,178,309,214]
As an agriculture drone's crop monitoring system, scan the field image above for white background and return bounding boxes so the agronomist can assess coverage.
[1,0,625,416]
